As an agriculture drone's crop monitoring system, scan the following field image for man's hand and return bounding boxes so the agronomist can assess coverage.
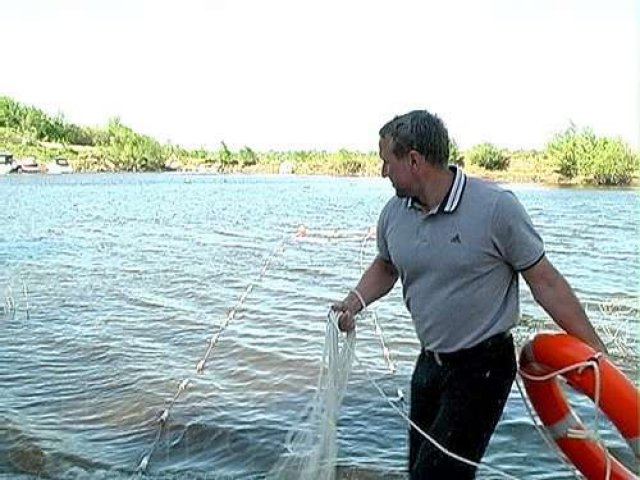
[329,255,398,333]
[331,300,357,332]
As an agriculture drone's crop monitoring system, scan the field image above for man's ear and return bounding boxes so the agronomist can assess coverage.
[408,150,423,169]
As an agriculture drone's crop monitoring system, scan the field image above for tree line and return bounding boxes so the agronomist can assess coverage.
[1,96,637,184]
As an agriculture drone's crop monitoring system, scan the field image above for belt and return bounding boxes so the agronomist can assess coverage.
[423,331,513,366]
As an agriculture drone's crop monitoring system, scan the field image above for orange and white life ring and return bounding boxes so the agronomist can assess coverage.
[519,332,639,480]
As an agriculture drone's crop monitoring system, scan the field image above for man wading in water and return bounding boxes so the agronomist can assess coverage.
[332,110,606,479]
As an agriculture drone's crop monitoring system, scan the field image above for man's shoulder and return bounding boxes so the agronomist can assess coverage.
[378,196,407,227]
[464,177,536,230]
[381,195,405,213]
[463,175,509,207]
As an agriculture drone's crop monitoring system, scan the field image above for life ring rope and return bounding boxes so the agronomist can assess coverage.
[520,333,639,480]
[519,354,614,479]
[515,377,585,478]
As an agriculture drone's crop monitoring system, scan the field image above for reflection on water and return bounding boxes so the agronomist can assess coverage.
[0,174,638,479]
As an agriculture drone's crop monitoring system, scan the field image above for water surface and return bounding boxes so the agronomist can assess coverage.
[1,173,638,479]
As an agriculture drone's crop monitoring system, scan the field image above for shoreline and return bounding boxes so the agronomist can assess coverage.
[3,167,639,188]
[2,97,638,187]
[2,133,638,187]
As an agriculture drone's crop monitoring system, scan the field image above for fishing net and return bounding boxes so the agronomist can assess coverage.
[268,311,356,480]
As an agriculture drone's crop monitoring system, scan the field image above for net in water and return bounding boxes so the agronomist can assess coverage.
[268,313,356,480]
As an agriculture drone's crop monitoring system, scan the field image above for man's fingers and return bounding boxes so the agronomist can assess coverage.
[338,312,355,332]
[331,301,346,312]
[330,301,355,331]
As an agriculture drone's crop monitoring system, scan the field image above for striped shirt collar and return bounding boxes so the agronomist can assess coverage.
[407,165,467,215]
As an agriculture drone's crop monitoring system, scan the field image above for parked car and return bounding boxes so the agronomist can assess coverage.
[14,157,41,174]
[46,157,73,174]
[0,152,16,175]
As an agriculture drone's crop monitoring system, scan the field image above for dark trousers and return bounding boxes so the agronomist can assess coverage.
[409,332,517,479]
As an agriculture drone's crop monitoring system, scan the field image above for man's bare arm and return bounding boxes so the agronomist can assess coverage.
[522,256,607,353]
[333,255,399,331]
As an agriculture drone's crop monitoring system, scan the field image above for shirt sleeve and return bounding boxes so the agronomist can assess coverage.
[491,190,545,271]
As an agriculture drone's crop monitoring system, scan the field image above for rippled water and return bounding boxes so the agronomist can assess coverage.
[1,173,638,479]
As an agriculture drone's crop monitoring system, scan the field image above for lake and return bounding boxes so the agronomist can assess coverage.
[0,173,638,479]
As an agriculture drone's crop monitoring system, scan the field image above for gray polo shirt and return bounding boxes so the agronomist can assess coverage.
[377,167,544,352]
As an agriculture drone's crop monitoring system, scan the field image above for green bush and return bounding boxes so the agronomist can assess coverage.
[1,96,66,143]
[238,146,258,166]
[545,126,594,178]
[582,137,638,185]
[63,124,96,146]
[545,126,638,185]
[467,143,509,170]
[99,118,165,171]
[2,95,636,179]
[216,141,237,169]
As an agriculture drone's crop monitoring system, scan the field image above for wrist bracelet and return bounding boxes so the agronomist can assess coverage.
[350,288,367,312]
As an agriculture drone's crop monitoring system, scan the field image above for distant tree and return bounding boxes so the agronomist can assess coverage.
[100,118,165,171]
[467,143,509,170]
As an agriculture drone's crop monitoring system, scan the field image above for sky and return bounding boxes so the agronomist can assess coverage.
[1,0,638,152]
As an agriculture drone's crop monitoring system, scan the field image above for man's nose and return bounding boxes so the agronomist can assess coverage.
[381,163,388,177]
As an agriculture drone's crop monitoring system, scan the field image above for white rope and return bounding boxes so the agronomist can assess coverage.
[323,317,621,479]
[136,378,191,472]
[324,313,521,480]
[137,226,389,473]
[269,310,356,480]
[137,230,295,472]
[367,308,396,374]
[358,226,376,275]
[353,227,397,375]
[134,225,619,478]
[334,302,618,480]
[518,354,613,480]
[196,234,290,374]
[514,377,581,478]
[296,226,375,244]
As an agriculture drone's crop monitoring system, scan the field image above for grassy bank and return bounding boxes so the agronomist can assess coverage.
[462,149,640,186]
[2,96,638,185]
[3,129,637,186]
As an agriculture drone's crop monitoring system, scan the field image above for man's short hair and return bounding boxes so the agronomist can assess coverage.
[379,110,450,167]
